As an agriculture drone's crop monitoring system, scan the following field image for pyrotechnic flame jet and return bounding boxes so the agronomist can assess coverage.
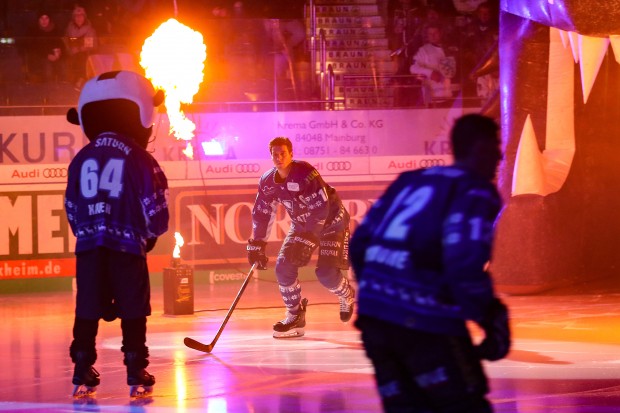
[140,18,207,159]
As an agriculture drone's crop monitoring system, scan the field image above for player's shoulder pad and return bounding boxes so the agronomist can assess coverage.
[290,160,321,184]
[293,160,316,173]
[259,167,277,182]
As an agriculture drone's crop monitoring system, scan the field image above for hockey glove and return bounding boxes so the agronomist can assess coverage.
[145,237,157,253]
[285,232,319,267]
[247,239,268,270]
[476,298,511,361]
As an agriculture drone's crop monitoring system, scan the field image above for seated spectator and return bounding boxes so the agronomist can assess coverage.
[464,1,498,99]
[410,6,455,53]
[64,5,97,89]
[25,10,64,83]
[409,24,457,104]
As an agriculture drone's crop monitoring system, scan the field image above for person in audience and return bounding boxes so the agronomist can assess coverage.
[25,10,64,83]
[64,5,97,89]
[410,6,455,55]
[464,2,499,100]
[409,24,457,104]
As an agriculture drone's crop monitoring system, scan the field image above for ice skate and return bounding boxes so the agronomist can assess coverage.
[128,369,155,398]
[273,298,308,338]
[125,351,155,398]
[339,288,356,323]
[72,362,100,398]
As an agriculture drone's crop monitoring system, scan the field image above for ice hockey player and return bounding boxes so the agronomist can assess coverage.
[64,71,169,398]
[350,114,510,412]
[247,136,355,338]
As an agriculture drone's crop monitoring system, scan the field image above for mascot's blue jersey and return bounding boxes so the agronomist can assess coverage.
[350,166,501,336]
[65,132,169,257]
[251,160,348,239]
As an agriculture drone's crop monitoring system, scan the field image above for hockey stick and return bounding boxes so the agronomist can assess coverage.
[184,263,257,353]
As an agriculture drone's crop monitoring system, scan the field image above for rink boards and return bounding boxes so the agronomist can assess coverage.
[0,108,469,286]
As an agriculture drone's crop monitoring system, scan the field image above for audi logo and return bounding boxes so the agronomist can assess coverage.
[42,167,68,178]
[235,163,261,173]
[326,161,352,171]
[419,159,446,167]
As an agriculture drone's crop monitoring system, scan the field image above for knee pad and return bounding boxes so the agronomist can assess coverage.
[316,266,343,290]
[275,254,299,286]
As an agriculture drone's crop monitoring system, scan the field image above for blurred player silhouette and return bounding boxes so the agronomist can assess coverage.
[247,137,355,338]
[351,114,510,412]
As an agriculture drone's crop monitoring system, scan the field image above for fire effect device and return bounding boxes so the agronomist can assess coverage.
[163,232,194,315]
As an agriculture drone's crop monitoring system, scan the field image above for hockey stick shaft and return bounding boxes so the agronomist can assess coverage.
[184,263,257,353]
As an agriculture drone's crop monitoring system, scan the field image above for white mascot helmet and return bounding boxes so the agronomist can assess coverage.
[78,71,159,129]
[68,70,164,148]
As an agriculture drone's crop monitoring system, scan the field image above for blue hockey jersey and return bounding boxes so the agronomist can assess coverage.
[251,160,348,240]
[350,165,502,336]
[64,132,169,257]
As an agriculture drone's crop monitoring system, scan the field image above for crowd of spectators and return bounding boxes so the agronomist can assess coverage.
[388,0,499,102]
[0,0,498,108]
[0,1,307,91]
[3,1,185,88]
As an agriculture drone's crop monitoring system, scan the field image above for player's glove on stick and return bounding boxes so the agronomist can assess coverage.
[476,298,511,361]
[285,232,319,267]
[247,239,268,270]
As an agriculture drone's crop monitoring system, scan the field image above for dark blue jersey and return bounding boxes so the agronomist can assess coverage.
[65,132,169,257]
[252,160,348,240]
[350,165,501,336]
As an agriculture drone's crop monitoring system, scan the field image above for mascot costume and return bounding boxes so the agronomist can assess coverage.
[485,2,620,293]
[64,71,169,398]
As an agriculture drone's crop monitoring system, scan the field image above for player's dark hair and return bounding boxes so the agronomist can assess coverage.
[450,114,499,160]
[269,137,293,154]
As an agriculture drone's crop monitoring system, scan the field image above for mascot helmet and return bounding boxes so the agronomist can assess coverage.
[67,71,165,149]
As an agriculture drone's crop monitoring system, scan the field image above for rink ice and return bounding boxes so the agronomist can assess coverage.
[2,276,620,412]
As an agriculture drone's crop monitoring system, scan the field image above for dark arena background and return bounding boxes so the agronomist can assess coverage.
[2,1,620,412]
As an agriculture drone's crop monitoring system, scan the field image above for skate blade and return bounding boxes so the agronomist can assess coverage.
[273,328,305,338]
[129,385,153,398]
[73,384,97,398]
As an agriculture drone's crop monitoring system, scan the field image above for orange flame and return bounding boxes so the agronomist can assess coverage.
[173,232,185,259]
[140,18,206,158]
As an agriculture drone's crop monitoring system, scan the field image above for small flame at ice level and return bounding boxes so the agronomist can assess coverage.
[172,231,185,266]
[140,18,207,159]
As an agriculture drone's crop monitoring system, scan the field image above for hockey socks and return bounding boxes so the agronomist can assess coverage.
[329,277,356,322]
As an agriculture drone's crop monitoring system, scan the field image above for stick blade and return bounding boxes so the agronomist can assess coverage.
[184,337,214,353]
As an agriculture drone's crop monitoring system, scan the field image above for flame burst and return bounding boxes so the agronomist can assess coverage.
[140,18,206,158]
[173,232,185,259]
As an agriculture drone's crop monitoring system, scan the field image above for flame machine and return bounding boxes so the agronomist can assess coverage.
[163,232,194,315]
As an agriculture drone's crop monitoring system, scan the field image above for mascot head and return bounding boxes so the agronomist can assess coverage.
[67,71,165,149]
